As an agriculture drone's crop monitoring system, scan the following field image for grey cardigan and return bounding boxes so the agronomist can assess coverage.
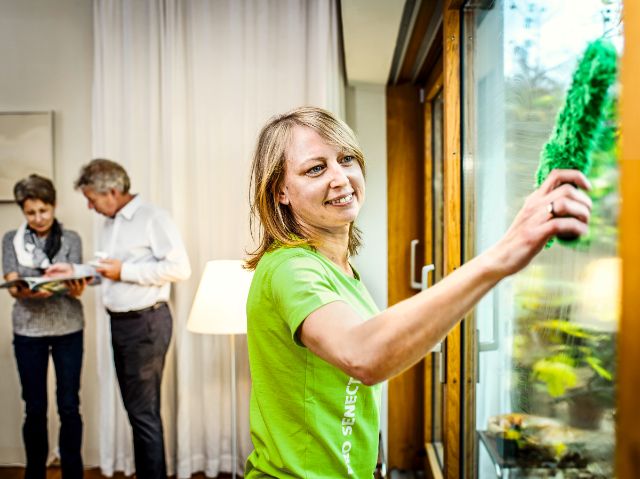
[2,228,84,337]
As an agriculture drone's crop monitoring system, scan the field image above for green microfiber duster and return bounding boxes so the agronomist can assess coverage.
[535,38,618,245]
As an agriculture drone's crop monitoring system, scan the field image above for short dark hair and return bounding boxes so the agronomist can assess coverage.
[74,158,131,194]
[13,174,56,208]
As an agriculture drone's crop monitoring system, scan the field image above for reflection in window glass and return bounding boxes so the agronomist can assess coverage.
[464,1,622,477]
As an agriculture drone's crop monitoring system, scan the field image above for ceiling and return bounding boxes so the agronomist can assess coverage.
[340,0,406,85]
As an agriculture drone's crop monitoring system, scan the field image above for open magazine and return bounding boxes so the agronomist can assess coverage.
[0,270,98,294]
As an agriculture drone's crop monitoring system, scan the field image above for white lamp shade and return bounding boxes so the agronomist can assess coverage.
[187,259,254,335]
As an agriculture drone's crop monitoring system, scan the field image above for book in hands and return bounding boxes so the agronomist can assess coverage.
[0,273,97,294]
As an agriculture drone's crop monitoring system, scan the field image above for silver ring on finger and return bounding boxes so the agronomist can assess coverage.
[547,201,556,218]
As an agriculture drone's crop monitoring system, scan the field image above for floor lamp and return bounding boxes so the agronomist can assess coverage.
[187,260,254,479]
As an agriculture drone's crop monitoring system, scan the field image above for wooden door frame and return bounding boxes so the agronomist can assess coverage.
[442,3,463,478]
[386,83,426,470]
[385,0,465,474]
[422,60,444,479]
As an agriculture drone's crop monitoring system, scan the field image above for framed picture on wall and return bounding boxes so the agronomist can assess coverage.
[0,111,54,202]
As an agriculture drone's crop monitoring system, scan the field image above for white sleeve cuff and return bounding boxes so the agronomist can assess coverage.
[120,262,137,283]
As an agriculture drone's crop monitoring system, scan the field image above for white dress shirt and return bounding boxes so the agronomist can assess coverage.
[99,195,191,312]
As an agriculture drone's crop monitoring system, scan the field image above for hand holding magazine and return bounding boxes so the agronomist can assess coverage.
[1,265,98,294]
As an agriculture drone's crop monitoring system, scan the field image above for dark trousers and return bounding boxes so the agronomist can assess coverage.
[109,303,172,479]
[13,330,84,479]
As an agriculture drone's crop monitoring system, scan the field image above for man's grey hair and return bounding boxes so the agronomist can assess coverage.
[74,158,131,194]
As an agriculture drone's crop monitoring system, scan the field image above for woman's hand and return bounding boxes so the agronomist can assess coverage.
[486,169,592,277]
[4,273,52,299]
[8,285,53,300]
[65,278,87,298]
[45,263,74,277]
[8,285,29,299]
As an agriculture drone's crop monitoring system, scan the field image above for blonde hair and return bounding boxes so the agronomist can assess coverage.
[246,106,366,270]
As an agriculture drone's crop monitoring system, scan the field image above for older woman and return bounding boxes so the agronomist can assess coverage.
[2,174,87,479]
[244,107,592,478]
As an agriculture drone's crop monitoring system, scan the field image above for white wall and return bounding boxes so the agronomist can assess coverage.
[347,82,388,310]
[345,81,389,460]
[0,0,98,465]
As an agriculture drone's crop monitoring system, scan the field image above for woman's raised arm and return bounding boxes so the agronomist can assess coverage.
[299,169,592,385]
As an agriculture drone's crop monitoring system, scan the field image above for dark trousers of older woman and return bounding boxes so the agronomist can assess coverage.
[14,331,84,479]
[109,303,172,479]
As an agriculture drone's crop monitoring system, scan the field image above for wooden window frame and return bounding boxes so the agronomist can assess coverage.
[618,1,640,477]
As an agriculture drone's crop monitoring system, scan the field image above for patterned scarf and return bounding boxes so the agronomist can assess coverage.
[15,219,63,270]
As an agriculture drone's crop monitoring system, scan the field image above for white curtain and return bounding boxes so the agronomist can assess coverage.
[91,0,344,476]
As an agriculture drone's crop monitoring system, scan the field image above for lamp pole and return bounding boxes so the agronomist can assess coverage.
[186,260,252,479]
[230,334,237,479]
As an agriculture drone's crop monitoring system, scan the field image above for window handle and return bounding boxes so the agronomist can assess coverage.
[421,263,435,291]
[410,239,422,290]
[420,263,441,353]
[420,262,444,382]
[477,290,501,384]
[478,290,500,352]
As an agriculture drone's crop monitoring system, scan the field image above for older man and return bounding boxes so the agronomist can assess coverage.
[52,159,190,478]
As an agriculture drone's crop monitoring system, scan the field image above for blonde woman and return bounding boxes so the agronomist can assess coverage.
[245,107,592,478]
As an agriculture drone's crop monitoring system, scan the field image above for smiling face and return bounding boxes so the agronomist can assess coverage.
[277,125,365,236]
[22,199,55,237]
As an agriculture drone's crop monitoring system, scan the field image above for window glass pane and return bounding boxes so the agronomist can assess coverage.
[433,90,445,284]
[431,89,445,469]
[464,1,622,477]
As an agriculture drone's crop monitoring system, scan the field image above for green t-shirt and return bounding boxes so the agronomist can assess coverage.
[245,245,382,478]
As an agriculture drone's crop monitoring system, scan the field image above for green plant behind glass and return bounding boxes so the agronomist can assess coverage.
[530,319,615,407]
